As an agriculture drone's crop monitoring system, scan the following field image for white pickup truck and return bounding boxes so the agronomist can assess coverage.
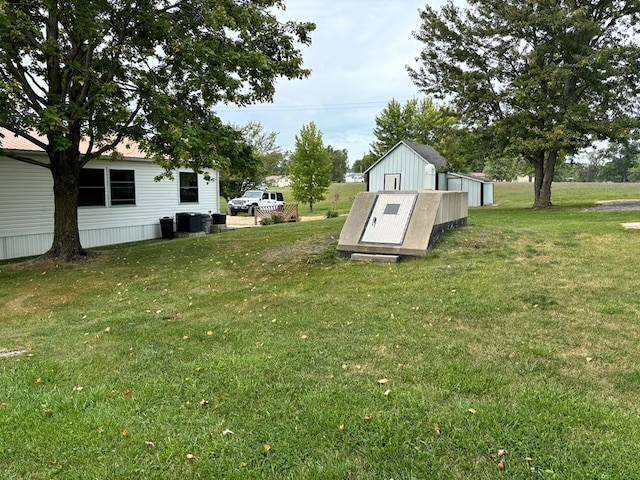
[227,190,285,216]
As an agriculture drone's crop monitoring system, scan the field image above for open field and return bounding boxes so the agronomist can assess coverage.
[1,182,640,478]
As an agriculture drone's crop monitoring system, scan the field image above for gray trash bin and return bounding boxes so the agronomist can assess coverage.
[201,213,212,233]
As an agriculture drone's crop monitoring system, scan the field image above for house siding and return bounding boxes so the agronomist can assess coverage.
[368,148,427,192]
[0,155,219,260]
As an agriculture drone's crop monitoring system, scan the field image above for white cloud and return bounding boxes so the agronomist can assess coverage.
[217,0,463,165]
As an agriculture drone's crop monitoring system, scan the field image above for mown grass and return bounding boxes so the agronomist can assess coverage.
[1,182,640,479]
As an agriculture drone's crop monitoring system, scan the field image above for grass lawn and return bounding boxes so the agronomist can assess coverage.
[1,182,640,479]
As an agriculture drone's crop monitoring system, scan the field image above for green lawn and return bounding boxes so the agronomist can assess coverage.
[2,182,640,478]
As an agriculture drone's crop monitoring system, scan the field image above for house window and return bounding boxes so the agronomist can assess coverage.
[179,172,198,203]
[78,168,106,206]
[109,169,136,205]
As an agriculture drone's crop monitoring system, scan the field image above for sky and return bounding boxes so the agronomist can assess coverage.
[216,0,460,167]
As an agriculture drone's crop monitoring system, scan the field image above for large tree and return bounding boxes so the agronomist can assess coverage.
[409,0,640,207]
[289,121,331,212]
[0,0,314,260]
[219,121,284,201]
[370,97,458,159]
[326,145,348,183]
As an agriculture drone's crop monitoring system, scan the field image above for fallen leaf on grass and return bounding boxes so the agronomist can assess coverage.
[586,357,593,363]
[377,378,389,385]
[145,441,156,448]
[186,453,195,460]
[498,459,505,470]
[263,444,271,452]
[73,386,83,392]
[199,399,209,406]
[498,449,507,456]
[434,425,441,435]
[383,389,391,396]
[467,408,477,414]
[104,327,111,333]
[222,429,234,436]
[339,424,345,431]
[124,390,133,397]
[122,429,129,437]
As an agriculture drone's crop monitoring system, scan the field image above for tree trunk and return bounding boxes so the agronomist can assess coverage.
[532,151,557,208]
[43,150,87,261]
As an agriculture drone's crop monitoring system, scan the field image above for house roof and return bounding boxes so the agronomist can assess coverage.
[0,128,147,159]
[365,140,448,174]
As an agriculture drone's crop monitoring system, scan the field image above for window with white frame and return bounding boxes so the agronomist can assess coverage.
[109,169,136,205]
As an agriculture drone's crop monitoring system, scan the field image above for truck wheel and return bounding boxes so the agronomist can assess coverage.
[230,211,237,216]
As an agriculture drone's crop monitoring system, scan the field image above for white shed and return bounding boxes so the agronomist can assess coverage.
[365,141,494,207]
[365,141,448,192]
[0,132,220,261]
[445,172,494,207]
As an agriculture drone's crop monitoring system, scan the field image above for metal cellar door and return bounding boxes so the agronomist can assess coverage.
[360,193,417,245]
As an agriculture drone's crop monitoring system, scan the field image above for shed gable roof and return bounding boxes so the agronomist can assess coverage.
[365,140,448,174]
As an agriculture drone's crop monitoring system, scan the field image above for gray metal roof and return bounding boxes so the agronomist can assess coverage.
[364,140,448,174]
[403,141,448,168]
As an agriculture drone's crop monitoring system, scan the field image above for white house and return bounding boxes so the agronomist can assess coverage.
[345,173,365,183]
[364,140,494,207]
[265,175,291,188]
[0,131,220,261]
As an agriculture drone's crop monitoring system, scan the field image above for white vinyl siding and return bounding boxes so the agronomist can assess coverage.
[0,155,219,260]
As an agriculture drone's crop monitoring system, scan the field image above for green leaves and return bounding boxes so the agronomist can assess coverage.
[289,122,332,212]
[410,0,640,205]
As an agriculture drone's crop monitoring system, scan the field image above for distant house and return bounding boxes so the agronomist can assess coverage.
[345,173,365,183]
[364,140,494,207]
[0,131,220,261]
[265,175,291,188]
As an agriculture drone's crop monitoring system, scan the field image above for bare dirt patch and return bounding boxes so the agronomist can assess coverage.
[584,199,640,212]
[260,235,337,264]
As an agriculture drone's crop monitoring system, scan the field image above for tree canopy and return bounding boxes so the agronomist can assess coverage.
[409,0,640,207]
[370,97,458,159]
[219,121,285,201]
[0,0,314,259]
[289,122,332,212]
[326,145,348,183]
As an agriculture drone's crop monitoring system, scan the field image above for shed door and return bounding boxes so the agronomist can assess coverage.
[360,194,417,245]
[384,174,401,191]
